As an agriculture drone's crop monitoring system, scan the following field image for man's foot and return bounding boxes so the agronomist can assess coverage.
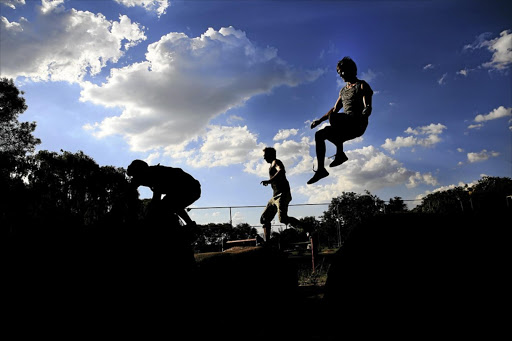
[307,167,329,185]
[329,153,348,168]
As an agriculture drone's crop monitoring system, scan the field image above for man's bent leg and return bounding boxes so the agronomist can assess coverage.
[177,208,195,226]
[262,224,271,243]
[308,129,331,184]
[260,200,277,242]
[315,129,328,170]
[329,149,348,168]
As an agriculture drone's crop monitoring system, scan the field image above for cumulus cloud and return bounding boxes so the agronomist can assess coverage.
[273,129,298,141]
[184,125,262,168]
[465,30,512,70]
[467,150,500,163]
[0,0,25,9]
[473,106,512,122]
[0,4,146,83]
[381,123,447,154]
[244,136,313,177]
[40,0,65,14]
[296,145,438,203]
[114,0,169,17]
[81,26,324,152]
[468,106,512,130]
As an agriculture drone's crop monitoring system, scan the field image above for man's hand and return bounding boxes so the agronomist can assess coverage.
[362,105,372,118]
[260,180,270,186]
[310,119,320,129]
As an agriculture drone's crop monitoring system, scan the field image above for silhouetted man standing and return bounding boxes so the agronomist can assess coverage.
[260,147,301,242]
[308,56,373,184]
[127,160,200,226]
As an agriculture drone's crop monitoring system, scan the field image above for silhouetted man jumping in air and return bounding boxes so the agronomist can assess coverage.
[260,147,301,242]
[308,56,374,184]
[127,160,200,226]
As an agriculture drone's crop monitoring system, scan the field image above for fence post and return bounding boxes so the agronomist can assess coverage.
[310,233,315,274]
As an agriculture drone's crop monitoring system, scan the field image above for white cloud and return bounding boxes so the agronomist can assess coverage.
[467,150,500,163]
[0,0,25,9]
[467,123,483,130]
[81,26,324,152]
[474,106,512,122]
[360,69,377,82]
[438,73,447,85]
[185,125,262,168]
[482,30,512,70]
[296,145,438,203]
[465,30,512,70]
[273,129,298,141]
[227,115,244,124]
[40,0,65,14]
[456,68,473,76]
[0,5,146,83]
[423,63,434,70]
[244,136,313,177]
[382,123,447,154]
[114,0,169,17]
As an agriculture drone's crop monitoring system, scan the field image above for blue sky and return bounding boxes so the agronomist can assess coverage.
[1,0,511,229]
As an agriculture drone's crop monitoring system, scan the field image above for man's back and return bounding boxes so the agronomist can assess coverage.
[148,165,198,194]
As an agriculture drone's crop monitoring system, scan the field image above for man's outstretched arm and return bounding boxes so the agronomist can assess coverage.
[311,95,343,128]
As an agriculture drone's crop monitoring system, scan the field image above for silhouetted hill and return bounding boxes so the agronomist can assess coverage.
[6,211,508,338]
[323,212,508,336]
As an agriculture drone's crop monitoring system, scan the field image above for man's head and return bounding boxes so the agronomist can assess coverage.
[263,147,277,163]
[337,56,357,81]
[127,159,149,178]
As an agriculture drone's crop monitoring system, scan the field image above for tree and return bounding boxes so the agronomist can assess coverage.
[228,223,258,241]
[385,196,408,213]
[195,223,232,252]
[468,176,512,212]
[322,191,385,246]
[414,176,512,214]
[6,150,139,233]
[1,78,41,232]
[0,78,40,159]
[414,187,468,214]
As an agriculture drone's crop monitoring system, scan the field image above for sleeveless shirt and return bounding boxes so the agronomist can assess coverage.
[269,159,291,197]
[339,79,373,118]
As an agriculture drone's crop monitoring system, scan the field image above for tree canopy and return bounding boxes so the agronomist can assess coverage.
[2,79,511,249]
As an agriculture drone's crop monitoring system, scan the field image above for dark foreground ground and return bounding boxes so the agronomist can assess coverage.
[5,212,509,339]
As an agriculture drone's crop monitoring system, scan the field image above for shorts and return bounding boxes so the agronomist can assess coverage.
[162,180,201,209]
[320,114,367,144]
[260,192,292,225]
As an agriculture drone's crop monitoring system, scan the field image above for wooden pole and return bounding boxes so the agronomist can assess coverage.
[310,234,315,274]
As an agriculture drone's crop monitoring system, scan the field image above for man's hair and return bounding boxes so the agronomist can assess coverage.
[337,56,357,77]
[127,159,148,177]
[263,147,277,159]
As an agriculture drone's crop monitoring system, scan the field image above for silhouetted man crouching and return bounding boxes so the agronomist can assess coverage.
[127,160,200,227]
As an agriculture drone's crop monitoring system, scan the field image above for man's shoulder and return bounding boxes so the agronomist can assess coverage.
[358,79,373,94]
[274,159,286,170]
[149,165,184,175]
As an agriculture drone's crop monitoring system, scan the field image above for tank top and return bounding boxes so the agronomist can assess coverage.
[339,79,373,118]
[269,159,291,197]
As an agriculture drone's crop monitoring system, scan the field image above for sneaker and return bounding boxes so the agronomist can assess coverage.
[329,153,348,167]
[307,167,329,185]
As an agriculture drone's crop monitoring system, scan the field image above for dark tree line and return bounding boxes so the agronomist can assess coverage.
[3,78,511,250]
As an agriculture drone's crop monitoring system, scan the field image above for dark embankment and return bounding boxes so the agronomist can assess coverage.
[322,212,509,336]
